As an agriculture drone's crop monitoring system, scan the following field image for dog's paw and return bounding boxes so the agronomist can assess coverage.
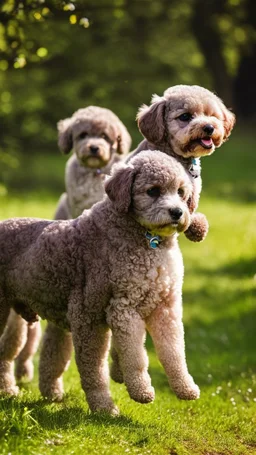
[173,376,200,400]
[42,391,64,402]
[128,384,155,404]
[40,381,64,402]
[184,212,209,242]
[91,403,120,416]
[0,361,19,396]
[87,391,119,415]
[176,384,200,400]
[0,384,19,396]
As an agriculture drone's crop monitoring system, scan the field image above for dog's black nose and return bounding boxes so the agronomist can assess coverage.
[203,124,214,135]
[90,145,99,155]
[170,207,183,220]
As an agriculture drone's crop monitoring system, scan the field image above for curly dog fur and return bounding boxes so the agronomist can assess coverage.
[129,85,235,242]
[0,150,199,414]
[0,310,41,393]
[55,105,132,219]
[1,106,131,388]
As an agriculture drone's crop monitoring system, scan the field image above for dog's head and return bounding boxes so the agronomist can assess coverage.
[137,85,235,159]
[57,106,132,168]
[105,150,192,237]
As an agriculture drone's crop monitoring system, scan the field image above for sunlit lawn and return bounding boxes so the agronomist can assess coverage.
[0,128,255,455]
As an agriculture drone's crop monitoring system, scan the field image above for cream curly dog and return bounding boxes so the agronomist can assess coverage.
[0,150,199,414]
[55,105,132,219]
[129,85,235,242]
[0,106,131,392]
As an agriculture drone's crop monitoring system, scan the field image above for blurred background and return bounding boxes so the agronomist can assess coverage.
[0,4,256,451]
[0,0,255,196]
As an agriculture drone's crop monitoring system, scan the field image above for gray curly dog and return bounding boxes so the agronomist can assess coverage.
[0,150,200,414]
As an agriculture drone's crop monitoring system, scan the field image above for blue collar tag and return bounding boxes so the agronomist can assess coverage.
[189,158,200,179]
[145,231,162,249]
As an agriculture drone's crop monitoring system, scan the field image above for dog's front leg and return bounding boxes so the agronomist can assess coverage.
[107,307,155,404]
[146,304,200,400]
[39,322,72,401]
[70,315,118,415]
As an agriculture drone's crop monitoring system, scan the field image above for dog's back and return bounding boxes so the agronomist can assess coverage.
[0,218,79,323]
[0,218,52,269]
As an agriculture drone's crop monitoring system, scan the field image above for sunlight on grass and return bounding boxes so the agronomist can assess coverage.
[0,193,58,220]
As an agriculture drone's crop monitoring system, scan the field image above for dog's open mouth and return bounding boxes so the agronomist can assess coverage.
[198,137,213,149]
[186,137,214,154]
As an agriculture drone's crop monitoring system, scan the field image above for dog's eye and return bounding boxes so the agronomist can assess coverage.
[147,187,161,198]
[178,188,185,198]
[101,133,109,141]
[178,113,193,122]
[79,132,88,139]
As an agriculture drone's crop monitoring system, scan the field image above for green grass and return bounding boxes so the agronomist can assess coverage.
[0,128,256,455]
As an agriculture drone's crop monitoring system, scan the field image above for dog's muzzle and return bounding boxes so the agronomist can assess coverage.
[169,207,183,221]
[203,124,214,135]
[89,145,100,156]
[199,124,215,149]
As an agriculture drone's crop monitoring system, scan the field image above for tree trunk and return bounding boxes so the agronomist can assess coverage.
[233,0,256,117]
[191,0,234,107]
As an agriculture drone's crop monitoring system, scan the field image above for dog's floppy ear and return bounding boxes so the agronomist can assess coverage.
[116,121,132,155]
[137,95,166,145]
[57,118,74,154]
[222,107,236,142]
[105,163,135,213]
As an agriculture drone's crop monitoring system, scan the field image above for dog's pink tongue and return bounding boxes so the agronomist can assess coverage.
[201,138,212,147]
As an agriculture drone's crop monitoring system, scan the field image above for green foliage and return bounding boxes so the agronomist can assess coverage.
[0,0,91,67]
[0,0,255,190]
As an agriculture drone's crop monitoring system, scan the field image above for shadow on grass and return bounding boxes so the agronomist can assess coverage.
[191,257,256,279]
[145,304,256,395]
[0,396,142,431]
[187,308,256,380]
[204,182,256,204]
